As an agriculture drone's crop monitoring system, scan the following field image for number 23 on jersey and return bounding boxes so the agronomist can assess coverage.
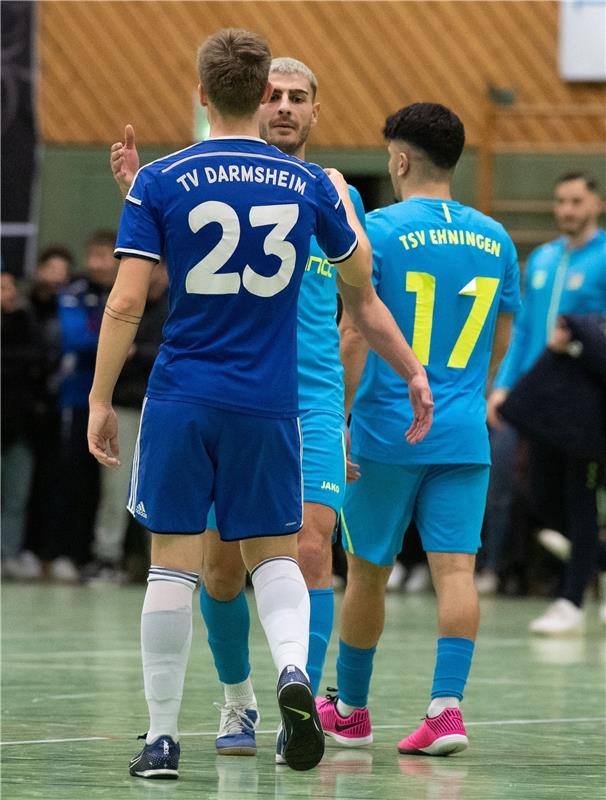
[185,201,299,298]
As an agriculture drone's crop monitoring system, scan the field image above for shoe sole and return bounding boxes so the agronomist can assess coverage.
[216,746,256,756]
[398,734,468,756]
[130,768,179,779]
[278,681,325,771]
[325,730,373,747]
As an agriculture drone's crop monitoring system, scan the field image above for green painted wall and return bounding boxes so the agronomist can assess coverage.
[38,145,605,268]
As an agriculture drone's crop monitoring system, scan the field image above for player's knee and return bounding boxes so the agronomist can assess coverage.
[202,559,246,601]
[346,553,390,591]
[298,527,332,581]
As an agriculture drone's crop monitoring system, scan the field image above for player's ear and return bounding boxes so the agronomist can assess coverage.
[591,192,604,218]
[198,83,209,108]
[398,151,410,178]
[310,101,320,129]
[260,81,273,105]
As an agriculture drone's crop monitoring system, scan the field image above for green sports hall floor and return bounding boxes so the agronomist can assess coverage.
[2,583,605,800]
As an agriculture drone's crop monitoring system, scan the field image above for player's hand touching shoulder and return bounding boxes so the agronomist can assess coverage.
[110,124,139,197]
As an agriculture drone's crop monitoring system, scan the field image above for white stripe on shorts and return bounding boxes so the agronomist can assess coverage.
[128,397,147,515]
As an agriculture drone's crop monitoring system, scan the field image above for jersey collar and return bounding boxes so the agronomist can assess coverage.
[205,135,266,143]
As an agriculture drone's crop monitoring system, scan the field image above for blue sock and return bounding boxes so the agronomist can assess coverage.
[336,640,376,708]
[307,588,334,695]
[199,585,250,685]
[431,637,475,700]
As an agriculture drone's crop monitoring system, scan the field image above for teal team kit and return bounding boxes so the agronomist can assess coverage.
[344,198,521,560]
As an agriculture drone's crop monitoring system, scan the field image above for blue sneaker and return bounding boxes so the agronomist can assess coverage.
[129,734,179,779]
[275,724,286,765]
[277,665,324,771]
[215,703,259,756]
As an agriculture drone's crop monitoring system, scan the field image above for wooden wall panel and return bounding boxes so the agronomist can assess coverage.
[38,1,606,149]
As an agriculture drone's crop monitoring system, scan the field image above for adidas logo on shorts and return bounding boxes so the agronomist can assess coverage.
[135,501,148,519]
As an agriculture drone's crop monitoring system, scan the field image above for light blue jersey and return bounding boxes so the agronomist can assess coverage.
[495,228,606,390]
[297,186,366,414]
[351,197,521,465]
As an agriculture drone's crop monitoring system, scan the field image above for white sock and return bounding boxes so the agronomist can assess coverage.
[224,676,256,708]
[336,699,360,717]
[427,696,460,718]
[141,567,198,743]
[250,557,310,675]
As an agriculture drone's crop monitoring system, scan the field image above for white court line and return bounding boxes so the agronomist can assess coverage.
[2,737,111,746]
[2,717,604,746]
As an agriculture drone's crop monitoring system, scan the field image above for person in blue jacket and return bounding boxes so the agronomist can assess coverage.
[483,172,605,631]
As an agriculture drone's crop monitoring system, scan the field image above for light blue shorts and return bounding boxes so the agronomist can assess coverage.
[207,409,345,530]
[128,397,303,540]
[340,456,490,566]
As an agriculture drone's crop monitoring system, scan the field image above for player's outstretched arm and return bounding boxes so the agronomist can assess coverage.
[88,257,154,467]
[324,168,372,288]
[110,124,140,198]
[340,306,369,421]
[339,277,434,444]
[339,306,368,482]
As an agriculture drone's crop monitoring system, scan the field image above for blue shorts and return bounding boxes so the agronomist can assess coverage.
[128,397,303,540]
[207,409,346,529]
[340,456,490,566]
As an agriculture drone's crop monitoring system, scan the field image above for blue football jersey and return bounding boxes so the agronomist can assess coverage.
[351,198,521,465]
[115,137,357,418]
[297,186,366,414]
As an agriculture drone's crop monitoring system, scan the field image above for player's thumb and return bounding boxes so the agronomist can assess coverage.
[125,123,136,149]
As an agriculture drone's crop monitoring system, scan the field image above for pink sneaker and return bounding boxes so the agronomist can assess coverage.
[315,694,373,746]
[397,708,468,756]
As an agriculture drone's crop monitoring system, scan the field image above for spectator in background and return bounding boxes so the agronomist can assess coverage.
[43,231,117,580]
[481,172,606,614]
[23,246,73,574]
[84,261,168,582]
[500,314,606,632]
[1,271,42,577]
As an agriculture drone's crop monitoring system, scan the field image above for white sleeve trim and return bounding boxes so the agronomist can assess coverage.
[326,237,358,264]
[114,247,161,261]
[125,194,142,206]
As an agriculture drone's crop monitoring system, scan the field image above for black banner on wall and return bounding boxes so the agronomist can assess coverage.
[1,1,38,276]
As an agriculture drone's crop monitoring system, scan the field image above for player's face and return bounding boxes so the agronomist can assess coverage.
[259,72,319,156]
[554,179,602,237]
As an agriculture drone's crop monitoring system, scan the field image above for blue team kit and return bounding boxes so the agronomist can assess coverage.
[114,136,357,538]
[207,185,365,530]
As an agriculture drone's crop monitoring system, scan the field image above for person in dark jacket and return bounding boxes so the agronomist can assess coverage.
[85,261,168,581]
[23,246,73,574]
[500,313,606,633]
[1,272,42,576]
[478,173,605,597]
[43,231,117,580]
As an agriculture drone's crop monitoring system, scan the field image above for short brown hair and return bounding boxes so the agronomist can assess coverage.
[86,230,116,251]
[197,28,271,117]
